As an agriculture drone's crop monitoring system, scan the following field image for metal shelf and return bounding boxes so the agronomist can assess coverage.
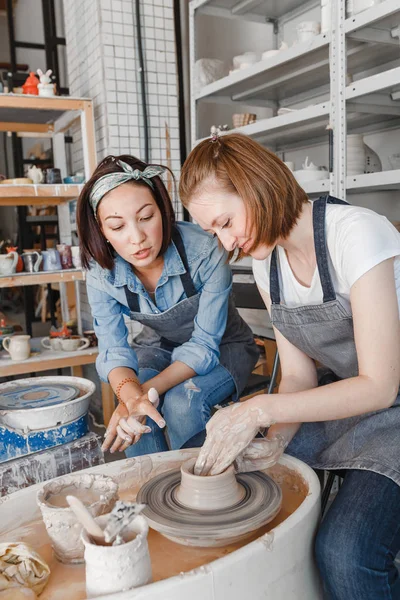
[345,0,400,36]
[346,169,400,193]
[196,102,330,150]
[195,33,330,105]
[191,0,319,22]
[301,178,330,196]
[0,269,85,289]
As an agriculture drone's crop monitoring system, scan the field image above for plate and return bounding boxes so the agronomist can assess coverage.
[0,383,80,410]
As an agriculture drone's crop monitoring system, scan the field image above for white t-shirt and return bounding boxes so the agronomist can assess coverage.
[253,203,400,315]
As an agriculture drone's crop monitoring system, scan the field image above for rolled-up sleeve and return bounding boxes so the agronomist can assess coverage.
[86,276,138,382]
[172,240,232,375]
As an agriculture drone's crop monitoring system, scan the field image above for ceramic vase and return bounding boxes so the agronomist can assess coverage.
[176,458,245,511]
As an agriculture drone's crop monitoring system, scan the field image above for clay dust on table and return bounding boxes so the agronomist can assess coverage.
[0,464,308,598]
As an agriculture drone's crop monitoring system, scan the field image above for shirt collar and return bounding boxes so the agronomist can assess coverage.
[103,237,186,288]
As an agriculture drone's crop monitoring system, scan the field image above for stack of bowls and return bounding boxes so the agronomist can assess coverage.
[347,134,365,176]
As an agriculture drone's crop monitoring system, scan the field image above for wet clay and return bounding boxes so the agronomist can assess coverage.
[0,465,307,599]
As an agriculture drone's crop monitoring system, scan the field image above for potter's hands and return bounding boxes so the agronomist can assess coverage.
[102,388,165,453]
[233,434,287,474]
[194,399,273,476]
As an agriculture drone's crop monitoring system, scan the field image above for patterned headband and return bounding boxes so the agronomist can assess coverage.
[89,159,166,219]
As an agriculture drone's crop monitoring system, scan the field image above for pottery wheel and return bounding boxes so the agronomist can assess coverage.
[0,383,80,410]
[137,468,282,547]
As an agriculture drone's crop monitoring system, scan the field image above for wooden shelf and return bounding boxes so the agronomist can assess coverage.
[0,269,85,288]
[0,183,83,206]
[0,337,98,377]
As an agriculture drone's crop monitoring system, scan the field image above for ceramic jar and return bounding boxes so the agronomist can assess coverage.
[296,21,321,43]
[42,249,62,271]
[3,335,31,361]
[37,473,118,564]
[176,458,245,511]
[56,244,73,269]
[82,514,152,598]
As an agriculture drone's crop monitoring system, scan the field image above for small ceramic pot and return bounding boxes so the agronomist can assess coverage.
[296,21,321,43]
[56,244,73,269]
[176,458,245,511]
[3,335,31,361]
[41,337,63,351]
[82,514,152,598]
[60,336,90,352]
[37,473,119,564]
[0,252,18,276]
[22,251,42,273]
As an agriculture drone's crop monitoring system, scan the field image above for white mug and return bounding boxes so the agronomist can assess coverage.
[60,337,90,352]
[3,335,31,361]
[71,246,82,269]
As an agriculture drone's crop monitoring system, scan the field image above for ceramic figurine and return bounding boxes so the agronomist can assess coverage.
[22,72,39,95]
[37,69,55,97]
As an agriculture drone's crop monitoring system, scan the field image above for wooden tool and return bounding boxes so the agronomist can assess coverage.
[66,495,107,545]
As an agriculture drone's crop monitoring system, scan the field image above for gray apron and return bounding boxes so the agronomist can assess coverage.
[271,196,400,486]
[124,227,258,400]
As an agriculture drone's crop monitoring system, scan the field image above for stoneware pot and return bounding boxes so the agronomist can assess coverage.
[37,473,119,564]
[2,334,31,361]
[176,458,245,511]
[41,337,63,351]
[82,514,152,598]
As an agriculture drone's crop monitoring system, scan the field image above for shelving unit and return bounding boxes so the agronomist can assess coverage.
[0,184,84,206]
[0,269,85,288]
[190,0,400,205]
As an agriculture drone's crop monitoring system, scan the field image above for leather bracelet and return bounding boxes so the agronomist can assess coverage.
[115,377,140,405]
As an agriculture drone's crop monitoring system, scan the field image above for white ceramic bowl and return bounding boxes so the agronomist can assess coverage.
[293,170,327,184]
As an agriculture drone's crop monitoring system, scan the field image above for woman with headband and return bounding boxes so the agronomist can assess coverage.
[77,155,258,457]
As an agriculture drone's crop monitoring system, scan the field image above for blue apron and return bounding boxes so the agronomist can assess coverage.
[270,196,400,486]
[124,227,258,400]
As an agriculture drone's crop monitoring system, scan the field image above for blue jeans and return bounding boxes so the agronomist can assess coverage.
[316,469,400,599]
[125,364,235,457]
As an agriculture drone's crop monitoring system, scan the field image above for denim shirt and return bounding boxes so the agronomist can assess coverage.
[86,221,232,383]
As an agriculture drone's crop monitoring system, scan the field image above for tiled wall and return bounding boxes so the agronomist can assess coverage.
[62,0,182,333]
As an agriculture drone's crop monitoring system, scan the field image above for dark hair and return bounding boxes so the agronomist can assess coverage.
[77,155,176,270]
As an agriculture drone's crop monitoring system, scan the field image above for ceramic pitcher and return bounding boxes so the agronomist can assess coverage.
[0,252,18,276]
[42,249,62,271]
[3,335,31,361]
[22,251,42,273]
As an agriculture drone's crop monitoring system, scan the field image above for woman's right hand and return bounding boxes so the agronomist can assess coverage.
[102,388,165,453]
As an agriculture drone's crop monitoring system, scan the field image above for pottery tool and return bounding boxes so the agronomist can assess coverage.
[103,501,146,545]
[66,495,107,545]
[137,469,282,547]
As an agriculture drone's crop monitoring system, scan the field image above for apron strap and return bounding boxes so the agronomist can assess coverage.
[270,195,349,305]
[313,195,348,303]
[124,226,197,314]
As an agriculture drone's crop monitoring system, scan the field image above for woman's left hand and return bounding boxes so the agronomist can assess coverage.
[194,397,273,476]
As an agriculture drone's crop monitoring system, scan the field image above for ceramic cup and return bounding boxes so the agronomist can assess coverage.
[42,249,62,271]
[45,168,62,184]
[175,458,245,511]
[22,251,42,273]
[56,244,73,269]
[60,336,90,352]
[41,337,63,351]
[0,252,18,276]
[70,246,81,269]
[83,330,98,348]
[3,334,31,361]
[82,514,152,598]
[37,473,119,564]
